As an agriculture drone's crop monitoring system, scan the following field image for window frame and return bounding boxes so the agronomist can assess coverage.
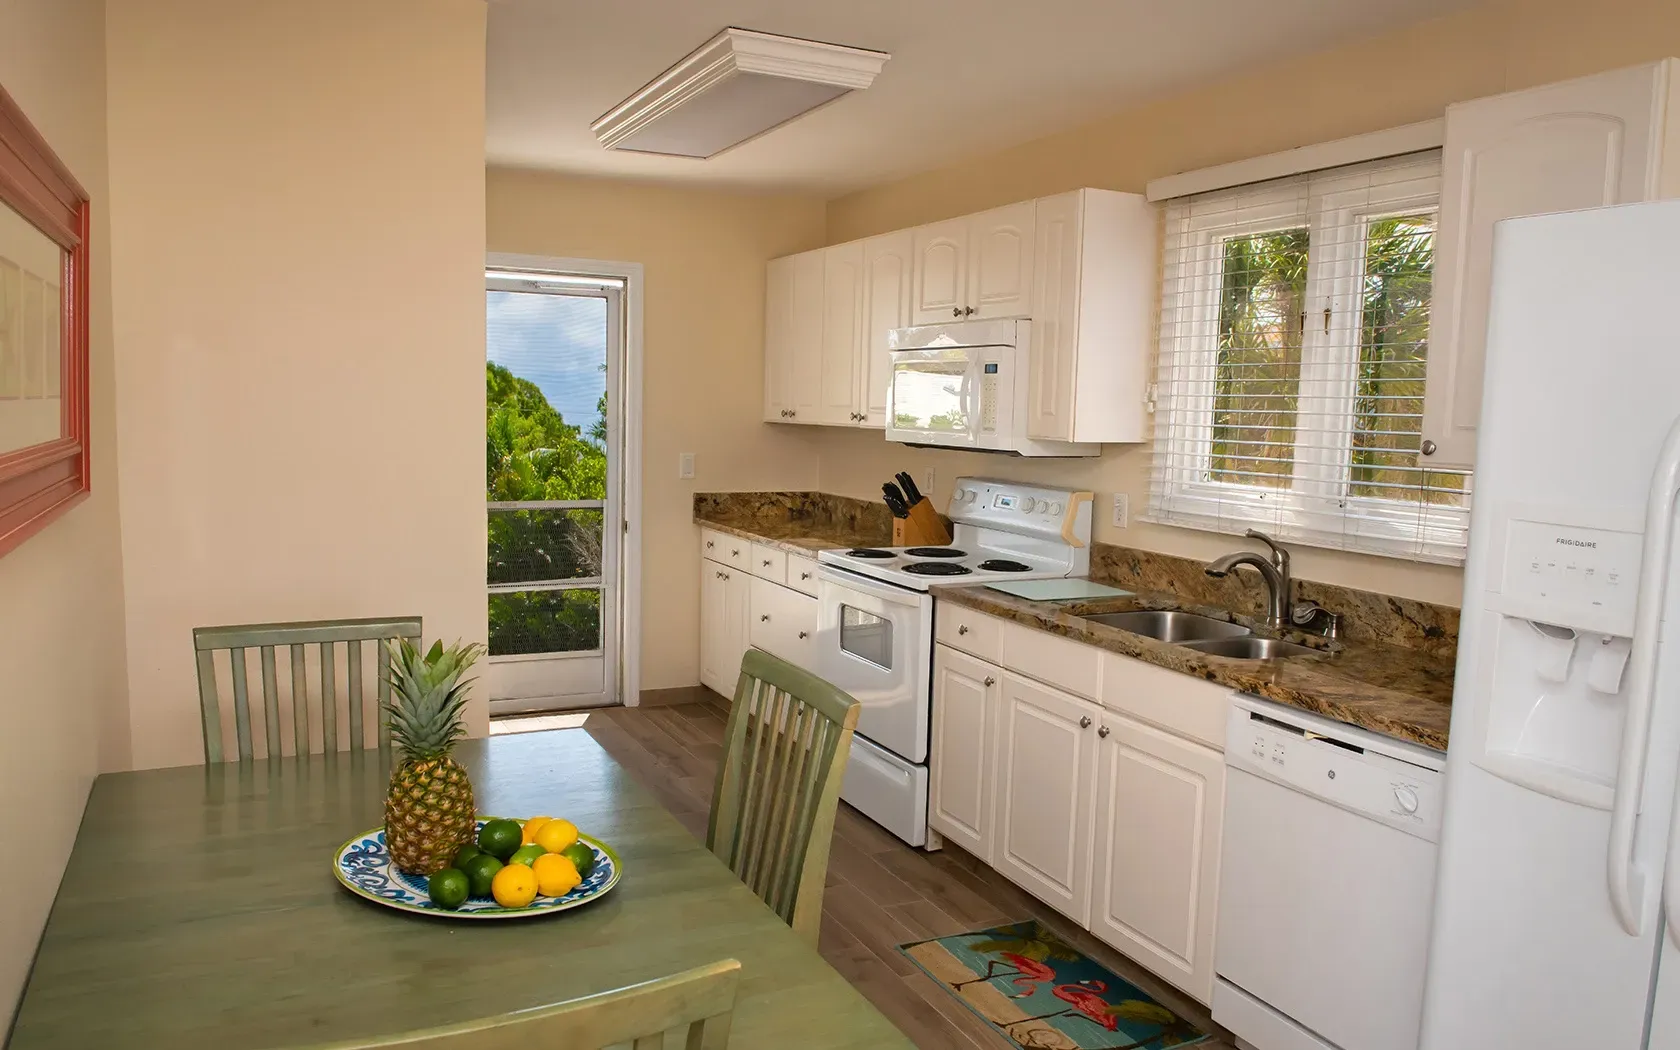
[1148,153,1469,564]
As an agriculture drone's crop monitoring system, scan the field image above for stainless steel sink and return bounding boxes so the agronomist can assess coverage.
[1084,610,1251,643]
[1181,636,1325,660]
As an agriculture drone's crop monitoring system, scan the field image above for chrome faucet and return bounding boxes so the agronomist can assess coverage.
[1205,530,1294,628]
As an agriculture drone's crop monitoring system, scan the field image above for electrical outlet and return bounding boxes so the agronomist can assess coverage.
[1112,493,1129,528]
[923,468,936,497]
[678,452,695,480]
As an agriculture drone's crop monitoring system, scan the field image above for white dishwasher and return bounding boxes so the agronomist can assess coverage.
[1212,695,1445,1050]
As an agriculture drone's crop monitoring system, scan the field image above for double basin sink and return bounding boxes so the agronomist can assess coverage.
[1081,609,1322,661]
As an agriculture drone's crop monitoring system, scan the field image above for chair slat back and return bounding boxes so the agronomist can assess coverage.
[707,648,860,945]
[290,959,741,1049]
[192,616,422,764]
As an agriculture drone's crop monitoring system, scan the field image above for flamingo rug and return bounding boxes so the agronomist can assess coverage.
[899,920,1211,1050]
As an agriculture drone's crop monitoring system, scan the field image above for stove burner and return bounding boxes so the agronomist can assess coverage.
[845,548,896,559]
[978,559,1032,572]
[904,547,967,558]
[903,562,974,576]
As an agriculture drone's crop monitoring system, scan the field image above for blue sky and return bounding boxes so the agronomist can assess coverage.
[486,290,607,434]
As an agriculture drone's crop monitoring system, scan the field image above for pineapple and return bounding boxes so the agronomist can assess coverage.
[382,638,483,876]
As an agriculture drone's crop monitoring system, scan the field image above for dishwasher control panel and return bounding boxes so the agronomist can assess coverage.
[1226,700,1446,842]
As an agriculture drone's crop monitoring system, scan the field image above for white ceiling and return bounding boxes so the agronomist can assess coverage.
[486,0,1477,196]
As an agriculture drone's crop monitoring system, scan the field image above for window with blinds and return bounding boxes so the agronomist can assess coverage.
[1147,152,1471,564]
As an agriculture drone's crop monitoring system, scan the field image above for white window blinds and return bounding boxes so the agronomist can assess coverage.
[1147,152,1471,564]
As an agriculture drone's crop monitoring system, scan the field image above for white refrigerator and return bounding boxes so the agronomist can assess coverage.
[1421,198,1680,1048]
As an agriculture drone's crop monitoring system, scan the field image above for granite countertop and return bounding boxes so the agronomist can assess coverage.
[935,584,1454,751]
[696,514,889,556]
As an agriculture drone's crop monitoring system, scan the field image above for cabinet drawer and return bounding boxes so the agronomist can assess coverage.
[750,543,788,584]
[1001,621,1103,701]
[749,577,817,666]
[1100,651,1231,750]
[936,605,1002,661]
[699,529,750,570]
[787,554,819,596]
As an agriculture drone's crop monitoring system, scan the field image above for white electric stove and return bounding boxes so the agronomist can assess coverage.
[813,479,1094,847]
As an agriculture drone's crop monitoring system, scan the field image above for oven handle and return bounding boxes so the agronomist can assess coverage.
[817,564,928,606]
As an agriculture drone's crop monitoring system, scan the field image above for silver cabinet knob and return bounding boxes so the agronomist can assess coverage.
[800,571,811,580]
[706,540,714,549]
[957,624,969,635]
[951,307,963,318]
[731,549,740,557]
[1098,725,1110,738]
[789,410,797,419]
[964,306,976,316]
[1421,439,1437,456]
[762,559,772,567]
[1079,716,1093,729]
[798,631,809,639]
[760,614,770,622]
[983,676,996,687]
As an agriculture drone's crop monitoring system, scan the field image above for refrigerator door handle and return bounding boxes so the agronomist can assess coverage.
[1609,416,1680,937]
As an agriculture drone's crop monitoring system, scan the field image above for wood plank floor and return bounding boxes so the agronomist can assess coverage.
[576,697,1237,1050]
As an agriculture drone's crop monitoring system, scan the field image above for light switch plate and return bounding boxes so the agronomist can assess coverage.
[679,452,695,480]
[1112,493,1129,528]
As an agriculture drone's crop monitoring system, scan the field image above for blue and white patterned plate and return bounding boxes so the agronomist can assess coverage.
[333,817,621,920]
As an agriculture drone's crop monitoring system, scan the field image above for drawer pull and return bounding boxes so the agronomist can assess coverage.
[798,631,809,640]
[731,548,741,557]
[800,571,811,580]
[983,676,996,687]
[1079,716,1093,729]
[706,540,714,549]
[762,559,772,567]
[1098,725,1110,738]
[760,614,770,622]
[957,624,969,635]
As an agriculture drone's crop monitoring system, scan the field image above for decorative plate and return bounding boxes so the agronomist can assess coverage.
[333,818,621,920]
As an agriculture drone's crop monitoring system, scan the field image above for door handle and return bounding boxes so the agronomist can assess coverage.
[798,631,809,640]
[800,572,811,581]
[762,559,772,567]
[963,306,976,316]
[760,614,770,622]
[1098,725,1110,738]
[951,307,962,318]
[1079,716,1093,729]
[983,676,996,687]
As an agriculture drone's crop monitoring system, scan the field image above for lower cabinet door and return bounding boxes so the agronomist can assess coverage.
[1087,710,1225,1005]
[993,673,1098,923]
[930,645,1001,861]
[699,559,732,695]
[725,568,751,695]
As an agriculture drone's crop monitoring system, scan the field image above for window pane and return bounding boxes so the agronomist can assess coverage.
[1349,214,1468,505]
[486,291,608,502]
[1210,229,1309,488]
[488,589,601,655]
[488,506,602,585]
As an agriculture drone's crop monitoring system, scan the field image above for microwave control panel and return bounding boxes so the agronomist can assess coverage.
[979,364,998,434]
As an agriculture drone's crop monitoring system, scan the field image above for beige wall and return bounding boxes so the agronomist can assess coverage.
[485,169,827,692]
[0,0,125,1028]
[106,0,488,770]
[817,0,1680,607]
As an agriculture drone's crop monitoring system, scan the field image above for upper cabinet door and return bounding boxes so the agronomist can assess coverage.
[911,217,969,325]
[818,242,864,426]
[859,230,913,428]
[1423,61,1675,468]
[787,249,826,423]
[968,200,1035,320]
[763,255,795,422]
[1027,192,1080,441]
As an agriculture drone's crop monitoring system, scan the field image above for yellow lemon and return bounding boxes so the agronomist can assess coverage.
[490,862,538,908]
[532,852,582,897]
[534,818,578,855]
[520,816,552,845]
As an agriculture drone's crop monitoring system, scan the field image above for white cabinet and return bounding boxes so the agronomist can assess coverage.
[699,558,750,696]
[930,645,1002,861]
[1423,59,1680,467]
[748,576,817,666]
[858,231,912,427]
[911,202,1035,325]
[1027,189,1158,444]
[993,672,1099,924]
[1088,710,1225,1004]
[763,249,824,423]
[818,242,864,425]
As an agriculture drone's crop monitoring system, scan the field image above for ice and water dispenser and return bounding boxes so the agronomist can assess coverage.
[1464,510,1647,810]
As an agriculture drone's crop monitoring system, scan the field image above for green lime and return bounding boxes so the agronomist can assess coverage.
[460,853,503,898]
[561,841,596,877]
[507,843,546,867]
[477,818,523,860]
[427,868,470,910]
[452,842,482,869]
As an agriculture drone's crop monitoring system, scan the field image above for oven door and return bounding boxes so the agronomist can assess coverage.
[886,346,988,451]
[815,566,932,763]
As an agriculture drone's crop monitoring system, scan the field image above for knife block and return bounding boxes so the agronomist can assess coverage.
[892,500,952,546]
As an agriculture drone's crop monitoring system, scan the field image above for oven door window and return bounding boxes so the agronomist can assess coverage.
[839,604,894,670]
[891,357,969,433]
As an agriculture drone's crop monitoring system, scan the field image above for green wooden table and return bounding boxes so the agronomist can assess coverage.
[8,730,913,1049]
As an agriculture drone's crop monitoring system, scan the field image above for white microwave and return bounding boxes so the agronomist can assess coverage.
[884,320,1099,457]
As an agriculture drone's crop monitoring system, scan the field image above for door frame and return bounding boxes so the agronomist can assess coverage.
[486,251,645,709]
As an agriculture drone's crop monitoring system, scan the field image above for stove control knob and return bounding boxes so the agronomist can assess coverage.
[953,487,969,503]
[1021,498,1038,513]
[1393,785,1420,814]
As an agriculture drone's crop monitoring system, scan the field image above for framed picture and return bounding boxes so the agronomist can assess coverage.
[0,80,90,558]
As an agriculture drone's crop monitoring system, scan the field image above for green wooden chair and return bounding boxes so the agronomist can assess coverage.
[707,648,862,946]
[291,958,741,1049]
[192,616,422,764]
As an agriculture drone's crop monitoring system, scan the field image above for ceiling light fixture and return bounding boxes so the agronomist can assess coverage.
[591,27,889,159]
